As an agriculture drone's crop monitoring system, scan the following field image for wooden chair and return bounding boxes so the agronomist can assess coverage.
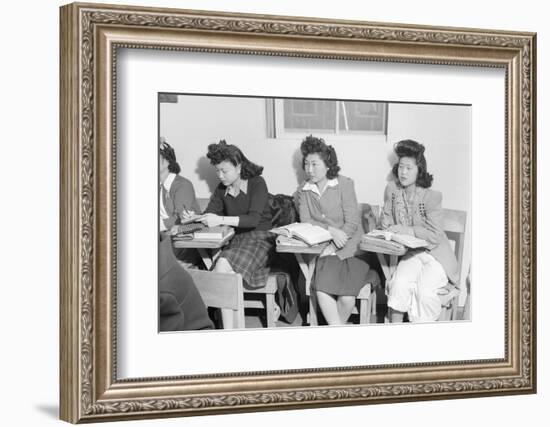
[356,283,375,323]
[242,274,279,328]
[461,266,471,320]
[196,197,279,327]
[187,270,245,329]
[367,205,467,323]
[353,203,380,324]
[437,209,467,321]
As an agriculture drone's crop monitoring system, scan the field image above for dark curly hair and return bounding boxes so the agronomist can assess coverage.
[206,140,263,179]
[391,139,433,188]
[159,141,181,175]
[300,135,340,179]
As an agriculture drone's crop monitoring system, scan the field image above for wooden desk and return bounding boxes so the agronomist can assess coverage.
[172,230,235,269]
[358,242,406,282]
[276,243,328,326]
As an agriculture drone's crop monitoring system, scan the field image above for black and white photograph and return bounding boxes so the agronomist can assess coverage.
[158,94,471,331]
[52,1,539,424]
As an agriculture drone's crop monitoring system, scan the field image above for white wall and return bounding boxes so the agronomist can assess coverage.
[1,1,547,427]
[161,97,472,287]
[161,97,470,207]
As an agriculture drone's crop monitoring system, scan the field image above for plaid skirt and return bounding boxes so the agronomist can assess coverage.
[219,230,275,289]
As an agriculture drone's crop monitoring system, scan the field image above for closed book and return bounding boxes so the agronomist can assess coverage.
[193,226,233,240]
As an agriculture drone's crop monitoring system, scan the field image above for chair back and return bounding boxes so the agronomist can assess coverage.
[442,208,467,282]
[187,270,245,329]
[361,203,467,282]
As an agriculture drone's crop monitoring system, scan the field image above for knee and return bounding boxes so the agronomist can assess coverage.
[316,290,332,301]
[416,283,440,303]
[213,257,233,273]
[339,295,355,308]
[388,274,414,297]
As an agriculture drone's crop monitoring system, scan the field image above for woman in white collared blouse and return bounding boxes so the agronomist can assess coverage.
[295,136,372,325]
[197,140,274,291]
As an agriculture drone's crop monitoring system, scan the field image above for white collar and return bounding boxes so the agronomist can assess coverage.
[225,179,248,197]
[162,173,176,192]
[302,178,338,197]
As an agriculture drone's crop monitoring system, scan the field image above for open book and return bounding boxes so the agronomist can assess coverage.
[367,229,428,249]
[270,222,332,246]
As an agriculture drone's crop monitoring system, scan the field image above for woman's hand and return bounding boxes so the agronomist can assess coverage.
[180,209,196,221]
[199,213,223,228]
[320,243,336,258]
[328,226,349,249]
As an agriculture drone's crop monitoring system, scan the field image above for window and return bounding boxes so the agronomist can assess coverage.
[267,98,388,141]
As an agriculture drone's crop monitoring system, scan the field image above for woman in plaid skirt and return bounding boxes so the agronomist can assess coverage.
[183,140,275,325]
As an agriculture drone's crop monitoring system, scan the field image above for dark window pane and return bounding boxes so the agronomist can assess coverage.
[283,100,336,132]
[338,101,385,132]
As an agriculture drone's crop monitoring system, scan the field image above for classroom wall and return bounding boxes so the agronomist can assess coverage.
[160,96,471,288]
[160,97,470,207]
[4,1,546,427]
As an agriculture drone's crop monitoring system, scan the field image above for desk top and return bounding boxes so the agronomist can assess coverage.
[172,230,234,249]
[358,242,406,256]
[276,242,328,254]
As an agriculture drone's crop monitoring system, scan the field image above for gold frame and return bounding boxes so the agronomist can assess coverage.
[59,2,537,423]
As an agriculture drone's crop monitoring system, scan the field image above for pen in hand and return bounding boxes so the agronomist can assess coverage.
[180,204,196,221]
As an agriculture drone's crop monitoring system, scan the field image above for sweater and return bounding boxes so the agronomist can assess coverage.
[380,180,459,285]
[295,175,363,260]
[161,175,201,229]
[204,176,272,232]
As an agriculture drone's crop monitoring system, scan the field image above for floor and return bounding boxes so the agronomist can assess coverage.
[243,303,466,329]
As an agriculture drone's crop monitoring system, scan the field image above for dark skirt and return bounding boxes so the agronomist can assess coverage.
[312,255,370,296]
[219,230,275,289]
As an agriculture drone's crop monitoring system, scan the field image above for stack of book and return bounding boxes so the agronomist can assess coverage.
[360,229,428,255]
[193,225,234,241]
[171,223,205,241]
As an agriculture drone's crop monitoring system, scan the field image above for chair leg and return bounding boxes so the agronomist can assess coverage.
[265,294,276,328]
[462,293,471,320]
[221,308,234,329]
[359,298,370,324]
[438,304,452,321]
[309,293,318,326]
[451,295,459,320]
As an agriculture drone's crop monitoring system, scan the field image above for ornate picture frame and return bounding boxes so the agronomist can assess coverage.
[59,2,536,423]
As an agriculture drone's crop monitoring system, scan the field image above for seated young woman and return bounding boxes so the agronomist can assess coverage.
[295,135,371,326]
[159,140,201,232]
[381,139,459,323]
[182,140,275,326]
[159,140,202,264]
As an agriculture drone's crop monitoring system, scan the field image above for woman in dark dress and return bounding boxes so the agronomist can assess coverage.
[295,136,371,325]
